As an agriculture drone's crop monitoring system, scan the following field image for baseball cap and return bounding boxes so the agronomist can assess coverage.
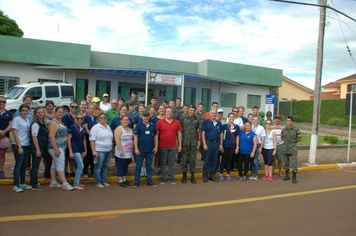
[142,110,149,116]
[92,97,101,102]
[274,114,282,120]
[266,111,272,116]
[103,93,109,97]
[217,108,224,113]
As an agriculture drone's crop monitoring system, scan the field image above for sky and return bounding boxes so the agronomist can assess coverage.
[1,0,356,90]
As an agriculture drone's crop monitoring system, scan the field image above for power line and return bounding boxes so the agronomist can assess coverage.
[267,0,356,22]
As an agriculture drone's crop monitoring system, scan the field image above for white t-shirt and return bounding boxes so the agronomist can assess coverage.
[252,124,266,144]
[263,130,275,149]
[234,117,243,127]
[271,124,285,145]
[100,102,111,113]
[12,116,30,146]
[89,123,113,152]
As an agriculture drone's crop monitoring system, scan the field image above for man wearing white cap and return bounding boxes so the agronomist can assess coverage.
[100,93,111,113]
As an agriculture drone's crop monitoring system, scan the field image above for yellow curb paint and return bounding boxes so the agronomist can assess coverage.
[0,164,342,185]
[0,185,355,223]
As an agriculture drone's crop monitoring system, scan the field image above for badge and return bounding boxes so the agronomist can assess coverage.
[145,131,150,134]
[231,129,235,133]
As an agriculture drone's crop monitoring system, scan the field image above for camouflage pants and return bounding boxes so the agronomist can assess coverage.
[182,145,197,173]
[283,152,298,173]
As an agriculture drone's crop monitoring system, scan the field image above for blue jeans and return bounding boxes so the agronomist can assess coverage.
[30,147,45,187]
[203,140,220,178]
[73,152,84,186]
[94,151,111,185]
[251,144,261,175]
[135,152,153,183]
[12,145,30,186]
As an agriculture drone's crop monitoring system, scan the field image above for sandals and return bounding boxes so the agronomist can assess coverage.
[73,185,85,190]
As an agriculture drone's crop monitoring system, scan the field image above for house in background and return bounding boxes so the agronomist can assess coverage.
[271,76,313,101]
[320,73,356,99]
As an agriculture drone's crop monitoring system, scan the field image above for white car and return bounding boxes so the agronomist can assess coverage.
[5,82,74,114]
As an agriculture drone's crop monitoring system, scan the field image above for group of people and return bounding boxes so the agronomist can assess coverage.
[0,90,302,193]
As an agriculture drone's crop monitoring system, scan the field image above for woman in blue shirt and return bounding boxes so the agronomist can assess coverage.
[236,121,257,181]
[82,104,98,180]
[220,113,240,181]
[68,113,87,190]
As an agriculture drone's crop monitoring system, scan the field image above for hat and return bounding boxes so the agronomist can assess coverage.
[217,108,224,113]
[103,93,109,97]
[131,91,138,95]
[129,101,136,106]
[0,136,9,149]
[274,114,282,120]
[189,105,197,110]
[92,97,101,103]
[266,111,272,116]
[142,110,149,116]
[287,116,294,121]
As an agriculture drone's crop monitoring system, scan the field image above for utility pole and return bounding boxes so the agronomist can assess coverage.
[309,0,327,165]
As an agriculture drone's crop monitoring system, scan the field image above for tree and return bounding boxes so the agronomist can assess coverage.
[0,10,24,37]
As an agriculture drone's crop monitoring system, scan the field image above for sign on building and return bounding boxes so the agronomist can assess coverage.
[149,72,182,85]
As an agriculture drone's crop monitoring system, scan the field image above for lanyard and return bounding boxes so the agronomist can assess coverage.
[227,124,236,143]
[74,124,83,140]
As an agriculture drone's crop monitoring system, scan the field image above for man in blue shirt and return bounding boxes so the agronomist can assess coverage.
[133,111,158,187]
[201,109,223,183]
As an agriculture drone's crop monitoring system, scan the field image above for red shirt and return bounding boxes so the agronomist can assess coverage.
[156,117,182,147]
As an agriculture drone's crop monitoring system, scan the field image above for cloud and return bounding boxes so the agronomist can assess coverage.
[0,0,355,90]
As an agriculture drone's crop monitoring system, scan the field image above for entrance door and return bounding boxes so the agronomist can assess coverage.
[202,88,210,112]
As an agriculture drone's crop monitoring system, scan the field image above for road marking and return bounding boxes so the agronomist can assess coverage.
[1,185,355,223]
[338,169,356,173]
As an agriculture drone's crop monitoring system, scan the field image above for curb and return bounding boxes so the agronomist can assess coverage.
[1,163,354,186]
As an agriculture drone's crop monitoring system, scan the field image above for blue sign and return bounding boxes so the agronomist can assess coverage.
[265,94,276,104]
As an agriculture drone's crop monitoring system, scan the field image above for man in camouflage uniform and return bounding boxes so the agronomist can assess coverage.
[125,91,141,110]
[179,105,201,184]
[195,103,206,160]
[174,98,183,118]
[281,116,302,184]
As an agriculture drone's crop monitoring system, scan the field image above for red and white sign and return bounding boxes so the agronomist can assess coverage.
[149,72,182,85]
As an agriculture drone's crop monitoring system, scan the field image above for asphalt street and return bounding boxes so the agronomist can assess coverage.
[0,167,355,236]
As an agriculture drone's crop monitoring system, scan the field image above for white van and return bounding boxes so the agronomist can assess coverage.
[5,82,74,113]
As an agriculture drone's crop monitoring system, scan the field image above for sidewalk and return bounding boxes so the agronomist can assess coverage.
[1,145,356,185]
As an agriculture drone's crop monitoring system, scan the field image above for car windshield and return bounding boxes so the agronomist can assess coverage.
[5,87,25,99]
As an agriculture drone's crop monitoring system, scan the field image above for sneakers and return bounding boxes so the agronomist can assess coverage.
[250,175,258,181]
[50,181,63,188]
[13,185,23,193]
[243,176,247,181]
[31,183,45,191]
[19,183,32,190]
[118,182,127,187]
[269,176,274,182]
[169,179,176,185]
[132,183,140,188]
[236,176,243,180]
[226,175,233,181]
[123,181,131,186]
[262,175,269,180]
[62,183,73,191]
[219,175,225,181]
[147,182,157,187]
[160,179,166,185]
[0,171,5,179]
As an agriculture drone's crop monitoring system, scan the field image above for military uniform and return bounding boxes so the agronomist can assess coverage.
[174,106,183,118]
[195,111,206,156]
[281,125,301,172]
[180,114,201,173]
[125,99,141,110]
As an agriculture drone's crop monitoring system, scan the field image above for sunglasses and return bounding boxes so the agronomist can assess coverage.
[76,118,83,120]
[70,106,78,108]
[233,110,238,112]
[0,101,6,103]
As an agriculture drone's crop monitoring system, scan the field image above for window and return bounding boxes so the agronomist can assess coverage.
[25,87,42,100]
[247,94,261,108]
[45,86,59,98]
[61,86,74,97]
[221,92,236,107]
[347,84,356,92]
[0,76,19,95]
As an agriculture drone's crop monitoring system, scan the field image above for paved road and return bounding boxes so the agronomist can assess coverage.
[1,168,355,236]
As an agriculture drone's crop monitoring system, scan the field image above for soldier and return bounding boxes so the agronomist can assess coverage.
[179,105,201,184]
[146,97,158,111]
[195,103,206,161]
[125,91,141,110]
[281,116,301,184]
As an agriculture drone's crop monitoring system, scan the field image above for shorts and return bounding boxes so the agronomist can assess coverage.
[273,144,283,162]
[48,148,65,171]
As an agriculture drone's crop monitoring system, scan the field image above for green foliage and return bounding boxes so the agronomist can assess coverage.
[323,135,330,141]
[327,136,338,144]
[0,10,24,37]
[343,139,349,144]
[279,99,356,127]
[258,111,265,118]
[327,117,348,127]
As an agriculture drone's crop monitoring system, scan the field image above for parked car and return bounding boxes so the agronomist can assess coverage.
[5,82,74,114]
